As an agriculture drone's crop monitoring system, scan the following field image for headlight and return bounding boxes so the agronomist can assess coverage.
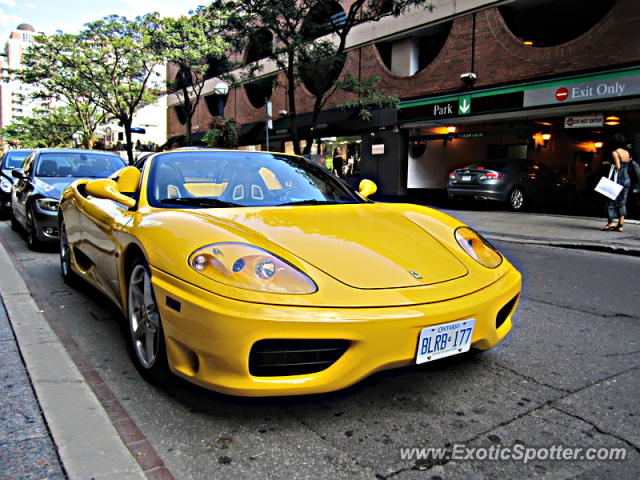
[0,177,11,193]
[188,243,317,294]
[36,198,59,212]
[454,227,502,268]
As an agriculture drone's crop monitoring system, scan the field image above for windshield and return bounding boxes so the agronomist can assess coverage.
[148,151,364,208]
[2,151,29,170]
[35,152,126,178]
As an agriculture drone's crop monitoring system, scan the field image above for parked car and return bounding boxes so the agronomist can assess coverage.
[0,149,31,216]
[10,149,126,249]
[59,149,521,396]
[447,159,570,211]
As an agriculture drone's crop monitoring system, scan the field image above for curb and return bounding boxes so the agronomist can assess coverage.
[484,234,640,257]
[0,238,146,479]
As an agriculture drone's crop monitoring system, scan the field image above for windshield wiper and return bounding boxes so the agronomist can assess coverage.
[276,199,342,206]
[159,197,241,208]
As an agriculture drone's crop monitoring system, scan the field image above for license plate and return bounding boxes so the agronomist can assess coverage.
[461,175,472,181]
[416,319,475,364]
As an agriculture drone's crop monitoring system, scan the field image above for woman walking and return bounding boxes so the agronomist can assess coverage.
[602,134,632,232]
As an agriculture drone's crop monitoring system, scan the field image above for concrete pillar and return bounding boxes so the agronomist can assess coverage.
[391,38,419,77]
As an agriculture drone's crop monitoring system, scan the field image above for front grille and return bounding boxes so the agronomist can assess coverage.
[249,339,350,377]
[496,294,519,329]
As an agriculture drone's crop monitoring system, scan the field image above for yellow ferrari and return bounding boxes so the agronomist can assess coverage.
[58,150,521,396]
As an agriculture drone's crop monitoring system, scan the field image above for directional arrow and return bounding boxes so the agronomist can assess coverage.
[458,96,471,115]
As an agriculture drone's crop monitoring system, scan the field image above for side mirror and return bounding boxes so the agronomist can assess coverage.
[86,178,136,208]
[11,168,24,179]
[358,179,377,199]
[111,166,141,194]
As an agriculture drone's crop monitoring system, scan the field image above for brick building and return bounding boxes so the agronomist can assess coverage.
[167,0,640,197]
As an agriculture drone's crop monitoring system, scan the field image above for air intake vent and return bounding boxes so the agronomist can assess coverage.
[249,339,349,377]
[496,294,519,329]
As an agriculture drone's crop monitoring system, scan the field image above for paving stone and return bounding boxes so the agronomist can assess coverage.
[0,437,65,480]
[0,394,48,443]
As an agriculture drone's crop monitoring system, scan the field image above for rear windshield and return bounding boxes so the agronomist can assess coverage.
[2,151,29,169]
[466,161,508,171]
[35,152,126,178]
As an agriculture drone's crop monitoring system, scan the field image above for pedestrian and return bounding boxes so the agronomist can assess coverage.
[332,146,344,179]
[601,133,632,232]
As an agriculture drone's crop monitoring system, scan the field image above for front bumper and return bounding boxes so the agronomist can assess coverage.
[150,266,521,396]
[32,203,59,241]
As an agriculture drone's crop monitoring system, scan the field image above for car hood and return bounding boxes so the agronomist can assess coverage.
[190,204,469,289]
[34,177,78,199]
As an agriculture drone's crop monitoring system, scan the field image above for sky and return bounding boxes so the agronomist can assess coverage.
[0,0,206,45]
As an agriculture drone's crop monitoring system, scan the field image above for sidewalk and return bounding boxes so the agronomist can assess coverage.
[0,300,66,480]
[0,234,146,480]
[439,208,640,256]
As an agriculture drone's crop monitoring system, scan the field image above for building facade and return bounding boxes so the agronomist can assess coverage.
[167,0,640,197]
[0,24,46,130]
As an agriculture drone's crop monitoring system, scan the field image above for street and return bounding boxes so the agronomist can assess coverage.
[1,218,639,479]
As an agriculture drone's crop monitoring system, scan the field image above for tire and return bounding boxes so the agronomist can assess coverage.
[59,219,79,286]
[25,205,41,250]
[127,258,169,383]
[508,187,527,211]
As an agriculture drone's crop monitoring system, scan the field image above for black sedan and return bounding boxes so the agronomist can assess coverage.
[10,149,126,249]
[1,149,31,216]
[447,159,569,211]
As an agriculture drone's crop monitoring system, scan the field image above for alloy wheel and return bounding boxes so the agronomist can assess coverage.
[59,221,71,278]
[26,208,36,248]
[509,188,525,211]
[128,264,160,369]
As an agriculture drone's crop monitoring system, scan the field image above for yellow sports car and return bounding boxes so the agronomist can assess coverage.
[59,150,521,396]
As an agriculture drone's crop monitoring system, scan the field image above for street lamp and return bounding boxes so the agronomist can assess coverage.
[213,81,229,117]
[71,132,81,147]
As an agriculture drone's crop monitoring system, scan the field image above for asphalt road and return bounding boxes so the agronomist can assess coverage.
[1,221,639,479]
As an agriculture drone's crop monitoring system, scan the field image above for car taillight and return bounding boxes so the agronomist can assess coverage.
[449,172,455,178]
[480,172,505,180]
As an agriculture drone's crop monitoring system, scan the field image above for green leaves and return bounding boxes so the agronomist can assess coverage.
[337,74,399,121]
[16,14,163,163]
[202,117,240,148]
[0,107,81,148]
[152,9,232,145]
[222,0,433,154]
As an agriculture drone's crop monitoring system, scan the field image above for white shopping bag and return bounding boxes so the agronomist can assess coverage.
[594,166,623,201]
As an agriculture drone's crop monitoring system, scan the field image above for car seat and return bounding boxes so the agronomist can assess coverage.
[38,160,58,177]
[155,164,186,199]
[219,162,272,203]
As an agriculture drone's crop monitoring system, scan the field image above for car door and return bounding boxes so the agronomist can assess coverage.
[11,152,36,227]
[77,193,135,303]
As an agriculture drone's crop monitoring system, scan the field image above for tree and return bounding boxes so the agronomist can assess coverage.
[202,117,240,148]
[16,16,163,164]
[0,107,80,148]
[17,33,107,149]
[210,0,434,155]
[151,8,231,146]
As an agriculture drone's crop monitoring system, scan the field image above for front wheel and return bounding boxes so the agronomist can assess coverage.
[508,187,527,211]
[127,259,168,383]
[59,219,78,285]
[26,206,41,250]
